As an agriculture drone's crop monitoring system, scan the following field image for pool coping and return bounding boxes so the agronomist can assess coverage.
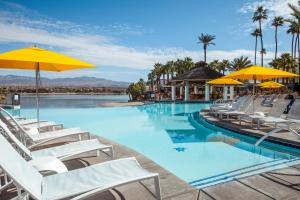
[199,110,300,149]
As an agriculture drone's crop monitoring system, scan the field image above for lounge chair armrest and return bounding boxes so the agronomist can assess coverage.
[28,156,68,174]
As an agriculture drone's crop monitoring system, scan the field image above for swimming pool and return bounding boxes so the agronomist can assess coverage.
[15,101,300,188]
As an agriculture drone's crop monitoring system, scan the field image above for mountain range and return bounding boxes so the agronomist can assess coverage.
[0,75,130,88]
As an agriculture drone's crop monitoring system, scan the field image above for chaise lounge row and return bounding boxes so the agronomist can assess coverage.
[0,108,162,200]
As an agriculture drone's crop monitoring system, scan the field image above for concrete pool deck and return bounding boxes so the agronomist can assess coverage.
[199,110,300,148]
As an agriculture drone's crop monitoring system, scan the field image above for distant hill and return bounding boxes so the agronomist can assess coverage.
[0,75,130,88]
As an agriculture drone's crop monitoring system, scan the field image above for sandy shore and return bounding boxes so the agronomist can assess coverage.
[98,101,145,107]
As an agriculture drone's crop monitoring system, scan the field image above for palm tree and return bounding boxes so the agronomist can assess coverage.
[287,23,297,67]
[163,62,172,84]
[153,63,163,90]
[270,53,295,83]
[230,56,252,71]
[197,33,216,63]
[272,16,284,59]
[251,28,261,65]
[288,1,300,76]
[147,70,155,91]
[260,48,266,62]
[168,61,176,79]
[174,57,195,75]
[219,59,230,75]
[160,64,167,85]
[208,60,219,72]
[252,6,268,66]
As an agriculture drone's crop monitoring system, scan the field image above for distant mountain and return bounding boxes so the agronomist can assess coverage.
[0,75,130,88]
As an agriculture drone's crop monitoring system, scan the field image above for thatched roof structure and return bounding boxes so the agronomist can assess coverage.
[171,61,222,82]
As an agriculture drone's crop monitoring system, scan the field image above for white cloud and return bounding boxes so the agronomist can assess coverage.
[0,1,279,75]
[239,0,297,31]
[239,0,296,18]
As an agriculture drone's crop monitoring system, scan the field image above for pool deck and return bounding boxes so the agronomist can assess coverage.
[1,113,300,199]
[199,109,300,148]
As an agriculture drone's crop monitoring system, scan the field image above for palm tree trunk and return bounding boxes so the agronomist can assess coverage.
[259,20,264,66]
[204,45,207,63]
[294,34,297,68]
[298,32,300,79]
[275,26,278,59]
[254,36,257,65]
[167,73,169,84]
[292,33,294,66]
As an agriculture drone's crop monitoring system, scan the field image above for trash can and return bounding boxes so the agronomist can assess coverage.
[12,93,20,106]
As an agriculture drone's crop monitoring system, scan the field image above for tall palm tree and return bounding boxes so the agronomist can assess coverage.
[272,16,284,59]
[260,48,266,62]
[287,23,296,63]
[252,6,268,66]
[230,56,252,71]
[197,33,216,63]
[288,1,300,76]
[251,28,261,65]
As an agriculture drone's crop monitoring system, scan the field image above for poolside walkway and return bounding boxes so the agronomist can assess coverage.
[199,110,300,148]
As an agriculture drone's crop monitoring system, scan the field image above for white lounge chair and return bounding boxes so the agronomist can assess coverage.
[255,98,300,146]
[253,95,289,129]
[14,118,48,125]
[0,107,63,131]
[0,133,162,200]
[0,120,114,164]
[217,96,253,119]
[210,96,250,117]
[0,109,90,148]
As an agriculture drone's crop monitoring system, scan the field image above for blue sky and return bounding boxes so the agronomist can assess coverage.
[0,0,297,82]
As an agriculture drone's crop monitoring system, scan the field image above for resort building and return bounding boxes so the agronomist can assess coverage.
[170,61,224,101]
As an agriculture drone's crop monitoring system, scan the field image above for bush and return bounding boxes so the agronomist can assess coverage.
[126,79,146,101]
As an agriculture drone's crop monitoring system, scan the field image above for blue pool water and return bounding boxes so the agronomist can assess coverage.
[14,99,300,187]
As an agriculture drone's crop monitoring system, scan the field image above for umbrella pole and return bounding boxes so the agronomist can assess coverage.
[252,76,256,113]
[35,62,40,128]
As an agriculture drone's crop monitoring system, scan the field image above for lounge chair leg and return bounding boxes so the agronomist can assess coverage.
[78,134,82,141]
[154,176,162,200]
[87,132,91,140]
[96,150,100,157]
[110,147,114,159]
[255,127,282,146]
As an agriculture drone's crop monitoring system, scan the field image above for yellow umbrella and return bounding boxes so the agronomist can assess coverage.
[225,65,299,80]
[225,65,298,112]
[207,77,243,85]
[207,78,242,101]
[225,65,298,94]
[257,81,284,88]
[261,85,283,89]
[0,47,95,125]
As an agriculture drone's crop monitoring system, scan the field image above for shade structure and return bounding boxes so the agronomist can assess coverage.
[224,65,299,80]
[207,77,243,85]
[0,47,95,71]
[261,85,284,88]
[0,47,95,126]
[257,81,284,88]
[224,65,298,112]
